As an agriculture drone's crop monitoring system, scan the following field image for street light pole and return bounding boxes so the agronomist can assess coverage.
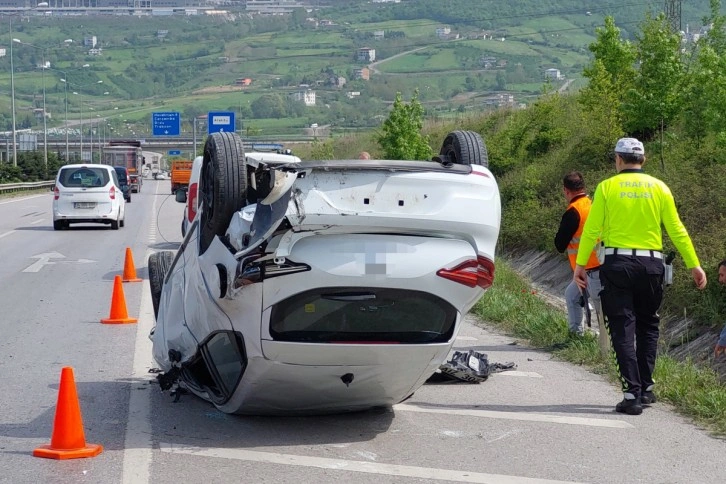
[9,18,17,167]
[60,77,69,162]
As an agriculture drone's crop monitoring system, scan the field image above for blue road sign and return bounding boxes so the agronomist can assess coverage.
[168,150,181,156]
[208,111,235,134]
[152,112,181,136]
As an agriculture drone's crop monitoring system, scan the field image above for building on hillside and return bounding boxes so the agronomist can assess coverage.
[235,78,253,86]
[373,30,385,40]
[291,89,316,106]
[544,68,563,80]
[88,48,103,55]
[353,67,370,80]
[435,27,450,38]
[328,76,346,88]
[357,47,375,62]
[346,91,361,99]
[245,0,303,15]
[84,36,97,48]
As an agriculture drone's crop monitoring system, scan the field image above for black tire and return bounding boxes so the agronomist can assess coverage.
[53,220,63,231]
[439,130,489,167]
[111,219,119,230]
[199,132,247,255]
[149,251,175,320]
[120,217,125,228]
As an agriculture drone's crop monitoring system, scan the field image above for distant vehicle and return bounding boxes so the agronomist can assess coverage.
[150,131,501,415]
[53,164,126,230]
[156,173,168,180]
[310,123,318,128]
[170,160,192,194]
[101,140,144,193]
[113,166,132,203]
[150,157,161,179]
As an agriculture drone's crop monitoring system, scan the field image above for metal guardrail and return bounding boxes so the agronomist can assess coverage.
[0,180,54,194]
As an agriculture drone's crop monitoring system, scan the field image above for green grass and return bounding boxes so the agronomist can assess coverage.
[473,261,726,435]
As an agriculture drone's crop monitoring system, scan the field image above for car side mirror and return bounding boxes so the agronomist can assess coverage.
[175,189,187,203]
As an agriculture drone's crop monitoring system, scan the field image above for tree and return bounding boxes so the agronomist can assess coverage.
[623,13,685,138]
[376,91,432,160]
[578,59,625,155]
[586,16,637,89]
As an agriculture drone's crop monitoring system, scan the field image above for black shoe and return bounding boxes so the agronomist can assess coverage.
[641,391,657,405]
[615,397,643,415]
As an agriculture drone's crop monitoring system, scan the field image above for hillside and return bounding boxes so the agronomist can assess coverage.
[0,0,714,138]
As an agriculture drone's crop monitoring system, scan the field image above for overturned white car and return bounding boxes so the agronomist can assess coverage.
[150,131,501,415]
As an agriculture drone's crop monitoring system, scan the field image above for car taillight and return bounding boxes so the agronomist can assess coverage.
[187,182,198,222]
[109,186,116,200]
[54,187,59,200]
[437,256,495,290]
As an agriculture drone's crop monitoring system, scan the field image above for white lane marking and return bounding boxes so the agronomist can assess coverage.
[0,230,16,240]
[23,252,65,273]
[394,404,634,429]
[121,185,159,484]
[455,336,478,341]
[0,194,46,205]
[497,371,543,378]
[159,444,584,484]
[31,218,45,225]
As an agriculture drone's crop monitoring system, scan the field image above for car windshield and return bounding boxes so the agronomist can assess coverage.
[270,287,457,343]
[58,167,110,188]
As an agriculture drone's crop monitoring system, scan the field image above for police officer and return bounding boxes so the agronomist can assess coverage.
[554,171,603,336]
[573,138,707,415]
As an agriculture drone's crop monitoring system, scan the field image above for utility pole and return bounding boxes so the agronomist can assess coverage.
[664,0,682,33]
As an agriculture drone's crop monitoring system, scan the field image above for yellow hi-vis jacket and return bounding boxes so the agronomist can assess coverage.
[567,196,600,271]
[576,169,700,269]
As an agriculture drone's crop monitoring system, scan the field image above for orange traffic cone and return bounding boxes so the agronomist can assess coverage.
[122,247,142,282]
[101,275,138,324]
[33,367,103,460]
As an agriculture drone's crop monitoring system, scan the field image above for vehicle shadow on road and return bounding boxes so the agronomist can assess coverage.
[14,226,55,231]
[402,401,615,415]
[0,378,395,453]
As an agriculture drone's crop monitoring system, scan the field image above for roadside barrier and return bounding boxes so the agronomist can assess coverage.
[33,367,103,460]
[101,275,138,324]
[122,247,143,283]
[0,180,54,194]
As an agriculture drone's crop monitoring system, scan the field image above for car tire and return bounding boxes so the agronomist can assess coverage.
[199,132,247,255]
[149,251,175,320]
[439,130,489,167]
[111,219,119,230]
[53,220,63,231]
[120,217,125,228]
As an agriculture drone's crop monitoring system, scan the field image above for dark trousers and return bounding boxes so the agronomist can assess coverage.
[599,255,664,398]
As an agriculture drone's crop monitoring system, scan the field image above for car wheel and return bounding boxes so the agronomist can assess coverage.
[439,130,489,167]
[120,217,125,228]
[199,132,248,255]
[53,220,63,231]
[149,251,175,320]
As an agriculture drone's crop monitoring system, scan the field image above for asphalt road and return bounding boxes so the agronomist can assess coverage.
[0,182,723,484]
